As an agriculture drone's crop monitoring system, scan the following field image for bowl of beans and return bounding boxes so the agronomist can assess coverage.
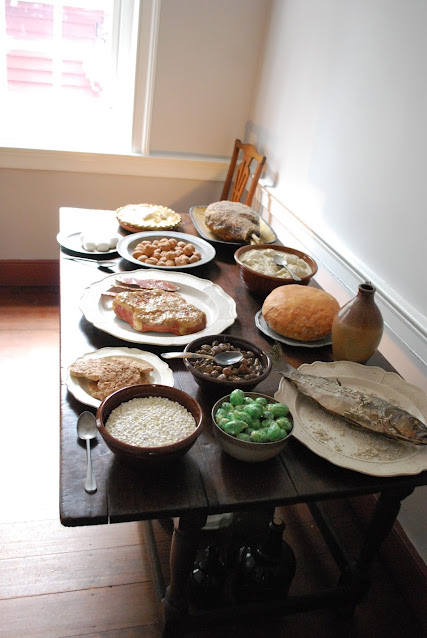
[212,389,293,463]
[183,334,271,392]
[96,384,204,466]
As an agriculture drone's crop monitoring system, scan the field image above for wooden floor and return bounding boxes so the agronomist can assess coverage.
[0,286,424,638]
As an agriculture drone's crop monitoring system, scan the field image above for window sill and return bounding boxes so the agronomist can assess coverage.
[0,146,229,181]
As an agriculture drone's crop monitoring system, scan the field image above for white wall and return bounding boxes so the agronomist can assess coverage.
[150,0,270,156]
[248,0,427,561]
[0,168,222,259]
[249,0,427,328]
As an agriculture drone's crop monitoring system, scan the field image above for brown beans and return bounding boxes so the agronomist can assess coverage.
[190,341,264,382]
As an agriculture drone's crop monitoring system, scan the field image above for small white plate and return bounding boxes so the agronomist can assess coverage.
[79,268,237,346]
[117,231,216,269]
[255,310,332,348]
[275,361,427,476]
[57,231,119,257]
[66,347,174,408]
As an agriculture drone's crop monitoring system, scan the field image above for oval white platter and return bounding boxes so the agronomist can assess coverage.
[117,231,216,269]
[190,206,277,246]
[66,347,174,408]
[79,269,237,346]
[275,360,427,476]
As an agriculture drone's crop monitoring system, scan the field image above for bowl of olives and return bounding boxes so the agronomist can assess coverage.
[212,389,293,462]
[183,334,271,392]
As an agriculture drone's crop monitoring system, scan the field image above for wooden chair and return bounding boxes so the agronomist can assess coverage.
[221,138,266,207]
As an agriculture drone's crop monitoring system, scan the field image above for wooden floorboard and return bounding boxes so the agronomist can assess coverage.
[0,286,424,638]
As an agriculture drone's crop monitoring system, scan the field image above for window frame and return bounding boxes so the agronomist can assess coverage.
[0,0,228,180]
[0,0,150,155]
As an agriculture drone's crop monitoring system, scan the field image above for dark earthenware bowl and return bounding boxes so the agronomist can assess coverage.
[96,384,203,466]
[183,334,271,392]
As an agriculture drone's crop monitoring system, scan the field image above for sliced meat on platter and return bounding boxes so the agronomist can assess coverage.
[102,278,180,298]
[115,276,179,291]
[112,289,206,336]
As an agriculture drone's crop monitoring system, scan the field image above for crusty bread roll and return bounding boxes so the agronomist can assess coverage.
[262,285,339,341]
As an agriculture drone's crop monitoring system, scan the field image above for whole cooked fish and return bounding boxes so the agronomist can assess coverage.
[271,349,427,445]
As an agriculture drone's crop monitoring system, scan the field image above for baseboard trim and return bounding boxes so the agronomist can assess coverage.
[351,494,427,629]
[0,260,59,286]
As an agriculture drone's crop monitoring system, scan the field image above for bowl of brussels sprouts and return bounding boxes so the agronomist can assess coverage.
[212,389,293,462]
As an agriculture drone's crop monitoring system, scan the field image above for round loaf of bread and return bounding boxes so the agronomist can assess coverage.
[262,285,340,341]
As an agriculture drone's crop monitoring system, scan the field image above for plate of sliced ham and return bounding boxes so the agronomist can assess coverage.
[79,269,237,345]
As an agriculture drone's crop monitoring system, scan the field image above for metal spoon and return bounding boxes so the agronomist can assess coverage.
[272,254,302,281]
[77,411,97,494]
[65,257,118,272]
[161,351,243,366]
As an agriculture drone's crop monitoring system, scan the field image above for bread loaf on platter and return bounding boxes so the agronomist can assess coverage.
[262,285,340,342]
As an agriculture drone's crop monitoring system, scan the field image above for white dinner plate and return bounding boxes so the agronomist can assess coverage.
[275,361,427,476]
[66,347,174,408]
[79,268,237,346]
[57,231,119,257]
[117,231,216,269]
[255,310,332,348]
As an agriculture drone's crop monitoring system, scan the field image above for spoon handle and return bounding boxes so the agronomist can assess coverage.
[85,440,97,494]
[282,264,302,282]
[161,352,214,360]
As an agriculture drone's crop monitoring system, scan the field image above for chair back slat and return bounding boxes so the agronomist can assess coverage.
[220,139,266,207]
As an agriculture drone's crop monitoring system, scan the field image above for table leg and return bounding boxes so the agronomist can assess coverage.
[161,510,207,636]
[338,486,414,615]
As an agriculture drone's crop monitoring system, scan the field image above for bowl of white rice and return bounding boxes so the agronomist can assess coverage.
[96,384,203,465]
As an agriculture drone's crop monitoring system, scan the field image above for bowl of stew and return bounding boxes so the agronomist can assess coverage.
[183,334,271,392]
[234,244,317,297]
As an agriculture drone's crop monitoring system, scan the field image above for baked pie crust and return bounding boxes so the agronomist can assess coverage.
[116,203,181,233]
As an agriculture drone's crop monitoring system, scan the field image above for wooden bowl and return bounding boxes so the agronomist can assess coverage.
[183,334,271,392]
[234,244,318,297]
[212,392,293,463]
[96,384,203,466]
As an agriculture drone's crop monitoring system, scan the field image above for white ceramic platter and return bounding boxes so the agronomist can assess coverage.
[117,231,216,269]
[255,310,332,348]
[79,269,237,346]
[57,231,119,257]
[66,347,174,408]
[190,205,277,246]
[275,360,427,476]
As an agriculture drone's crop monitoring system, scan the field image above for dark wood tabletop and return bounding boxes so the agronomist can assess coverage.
[59,207,427,528]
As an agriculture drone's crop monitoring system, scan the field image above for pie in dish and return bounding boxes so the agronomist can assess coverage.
[116,203,181,232]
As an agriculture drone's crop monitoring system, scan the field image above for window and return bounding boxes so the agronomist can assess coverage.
[0,0,142,153]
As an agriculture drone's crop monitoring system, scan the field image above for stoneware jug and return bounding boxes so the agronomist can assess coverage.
[332,282,383,364]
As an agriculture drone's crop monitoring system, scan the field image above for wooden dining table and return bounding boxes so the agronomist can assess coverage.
[59,207,427,636]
